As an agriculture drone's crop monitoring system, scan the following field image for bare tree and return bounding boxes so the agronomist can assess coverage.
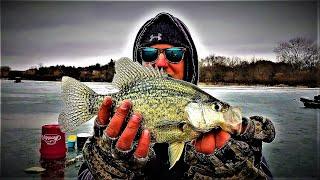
[229,56,241,67]
[274,37,319,70]
[201,54,216,67]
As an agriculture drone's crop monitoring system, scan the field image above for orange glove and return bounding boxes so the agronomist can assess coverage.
[97,97,150,158]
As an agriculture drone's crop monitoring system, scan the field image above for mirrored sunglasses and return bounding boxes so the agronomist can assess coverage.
[140,47,186,64]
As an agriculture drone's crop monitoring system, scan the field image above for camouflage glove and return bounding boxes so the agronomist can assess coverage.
[83,98,155,180]
[237,116,275,143]
[83,129,155,180]
[184,138,268,180]
[183,116,275,179]
[235,116,275,165]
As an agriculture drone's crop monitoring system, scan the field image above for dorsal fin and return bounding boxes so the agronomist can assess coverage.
[112,57,167,89]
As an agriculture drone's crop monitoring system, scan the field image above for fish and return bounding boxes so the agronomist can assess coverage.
[58,57,242,168]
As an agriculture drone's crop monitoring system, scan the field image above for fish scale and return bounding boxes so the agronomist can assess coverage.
[59,57,242,169]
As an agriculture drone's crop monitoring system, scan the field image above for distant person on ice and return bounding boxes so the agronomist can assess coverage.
[78,12,275,179]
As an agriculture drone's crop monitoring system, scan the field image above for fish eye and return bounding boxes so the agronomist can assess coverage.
[212,103,222,111]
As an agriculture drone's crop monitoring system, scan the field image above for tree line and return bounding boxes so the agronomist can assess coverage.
[199,37,319,87]
[1,37,319,87]
[199,57,319,87]
[1,60,115,82]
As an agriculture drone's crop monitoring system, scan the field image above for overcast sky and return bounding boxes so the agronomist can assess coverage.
[1,1,318,70]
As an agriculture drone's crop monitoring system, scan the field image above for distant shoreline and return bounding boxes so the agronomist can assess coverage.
[197,82,311,88]
[2,58,319,88]
[2,78,319,88]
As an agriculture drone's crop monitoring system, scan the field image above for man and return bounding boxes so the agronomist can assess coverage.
[79,12,275,180]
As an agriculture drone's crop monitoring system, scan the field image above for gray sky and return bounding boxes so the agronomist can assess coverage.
[1,1,318,70]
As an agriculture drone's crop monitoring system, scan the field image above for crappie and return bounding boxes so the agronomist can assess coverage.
[58,57,242,168]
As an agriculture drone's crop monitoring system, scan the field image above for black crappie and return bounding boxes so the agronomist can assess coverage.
[58,57,242,168]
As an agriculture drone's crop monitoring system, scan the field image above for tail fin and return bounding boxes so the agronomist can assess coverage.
[58,76,98,132]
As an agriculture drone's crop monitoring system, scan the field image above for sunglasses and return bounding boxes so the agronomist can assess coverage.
[140,47,186,64]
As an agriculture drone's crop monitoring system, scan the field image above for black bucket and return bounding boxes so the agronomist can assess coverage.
[76,133,91,152]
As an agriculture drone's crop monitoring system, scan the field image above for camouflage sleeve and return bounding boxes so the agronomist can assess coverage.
[184,139,268,179]
[82,119,155,180]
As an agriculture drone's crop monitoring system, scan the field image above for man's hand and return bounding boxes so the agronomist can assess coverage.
[98,97,150,158]
[193,122,247,154]
[84,97,154,179]
[185,117,274,179]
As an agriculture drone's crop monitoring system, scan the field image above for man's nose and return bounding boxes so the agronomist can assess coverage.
[155,52,169,68]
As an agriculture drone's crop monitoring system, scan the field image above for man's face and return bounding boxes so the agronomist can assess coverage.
[142,44,185,80]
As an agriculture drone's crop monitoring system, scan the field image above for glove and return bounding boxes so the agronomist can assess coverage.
[184,138,268,179]
[235,116,275,166]
[83,97,155,179]
[237,116,275,143]
[185,116,275,179]
[192,116,275,156]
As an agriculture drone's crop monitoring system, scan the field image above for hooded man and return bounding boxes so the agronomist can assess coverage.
[79,12,275,180]
[132,12,198,85]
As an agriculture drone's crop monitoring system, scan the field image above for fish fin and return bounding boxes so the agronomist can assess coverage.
[112,57,167,89]
[58,76,99,132]
[168,142,185,169]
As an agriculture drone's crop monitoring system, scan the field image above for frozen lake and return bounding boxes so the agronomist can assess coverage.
[1,80,319,178]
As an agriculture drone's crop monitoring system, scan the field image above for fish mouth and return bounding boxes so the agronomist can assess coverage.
[159,68,165,74]
[225,107,242,129]
[158,68,173,77]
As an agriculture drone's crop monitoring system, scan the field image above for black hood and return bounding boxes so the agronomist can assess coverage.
[133,12,198,85]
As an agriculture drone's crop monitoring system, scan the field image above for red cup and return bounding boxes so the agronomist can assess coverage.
[40,124,67,160]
